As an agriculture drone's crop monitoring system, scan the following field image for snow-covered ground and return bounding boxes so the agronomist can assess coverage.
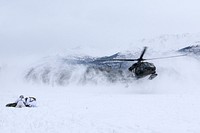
[2,87,200,133]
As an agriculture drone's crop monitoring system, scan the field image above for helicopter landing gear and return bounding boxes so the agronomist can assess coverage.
[148,73,158,80]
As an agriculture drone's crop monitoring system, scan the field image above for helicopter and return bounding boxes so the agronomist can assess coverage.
[95,47,187,80]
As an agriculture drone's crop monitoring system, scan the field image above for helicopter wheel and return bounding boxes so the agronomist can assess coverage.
[148,73,158,80]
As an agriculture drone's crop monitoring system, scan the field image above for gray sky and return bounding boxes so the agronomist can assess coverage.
[1,0,200,56]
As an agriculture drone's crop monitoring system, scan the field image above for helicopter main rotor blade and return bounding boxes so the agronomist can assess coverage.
[92,58,138,63]
[98,47,148,62]
[138,46,147,61]
[106,58,139,61]
[144,54,187,61]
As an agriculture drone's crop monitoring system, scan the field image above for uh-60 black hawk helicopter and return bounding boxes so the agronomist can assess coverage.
[96,47,187,80]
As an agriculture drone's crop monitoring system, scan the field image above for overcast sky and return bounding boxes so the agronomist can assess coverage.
[1,0,200,56]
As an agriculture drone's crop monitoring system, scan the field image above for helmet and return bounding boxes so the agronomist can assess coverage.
[19,95,24,99]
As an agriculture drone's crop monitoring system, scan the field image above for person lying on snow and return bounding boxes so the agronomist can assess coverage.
[6,95,37,108]
[25,97,37,107]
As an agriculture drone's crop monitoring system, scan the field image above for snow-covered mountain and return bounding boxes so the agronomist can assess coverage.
[178,43,200,55]
[137,33,200,52]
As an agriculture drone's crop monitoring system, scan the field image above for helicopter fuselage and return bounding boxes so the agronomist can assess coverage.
[129,62,157,79]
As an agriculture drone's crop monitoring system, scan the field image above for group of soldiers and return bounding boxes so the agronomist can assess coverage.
[6,95,37,108]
